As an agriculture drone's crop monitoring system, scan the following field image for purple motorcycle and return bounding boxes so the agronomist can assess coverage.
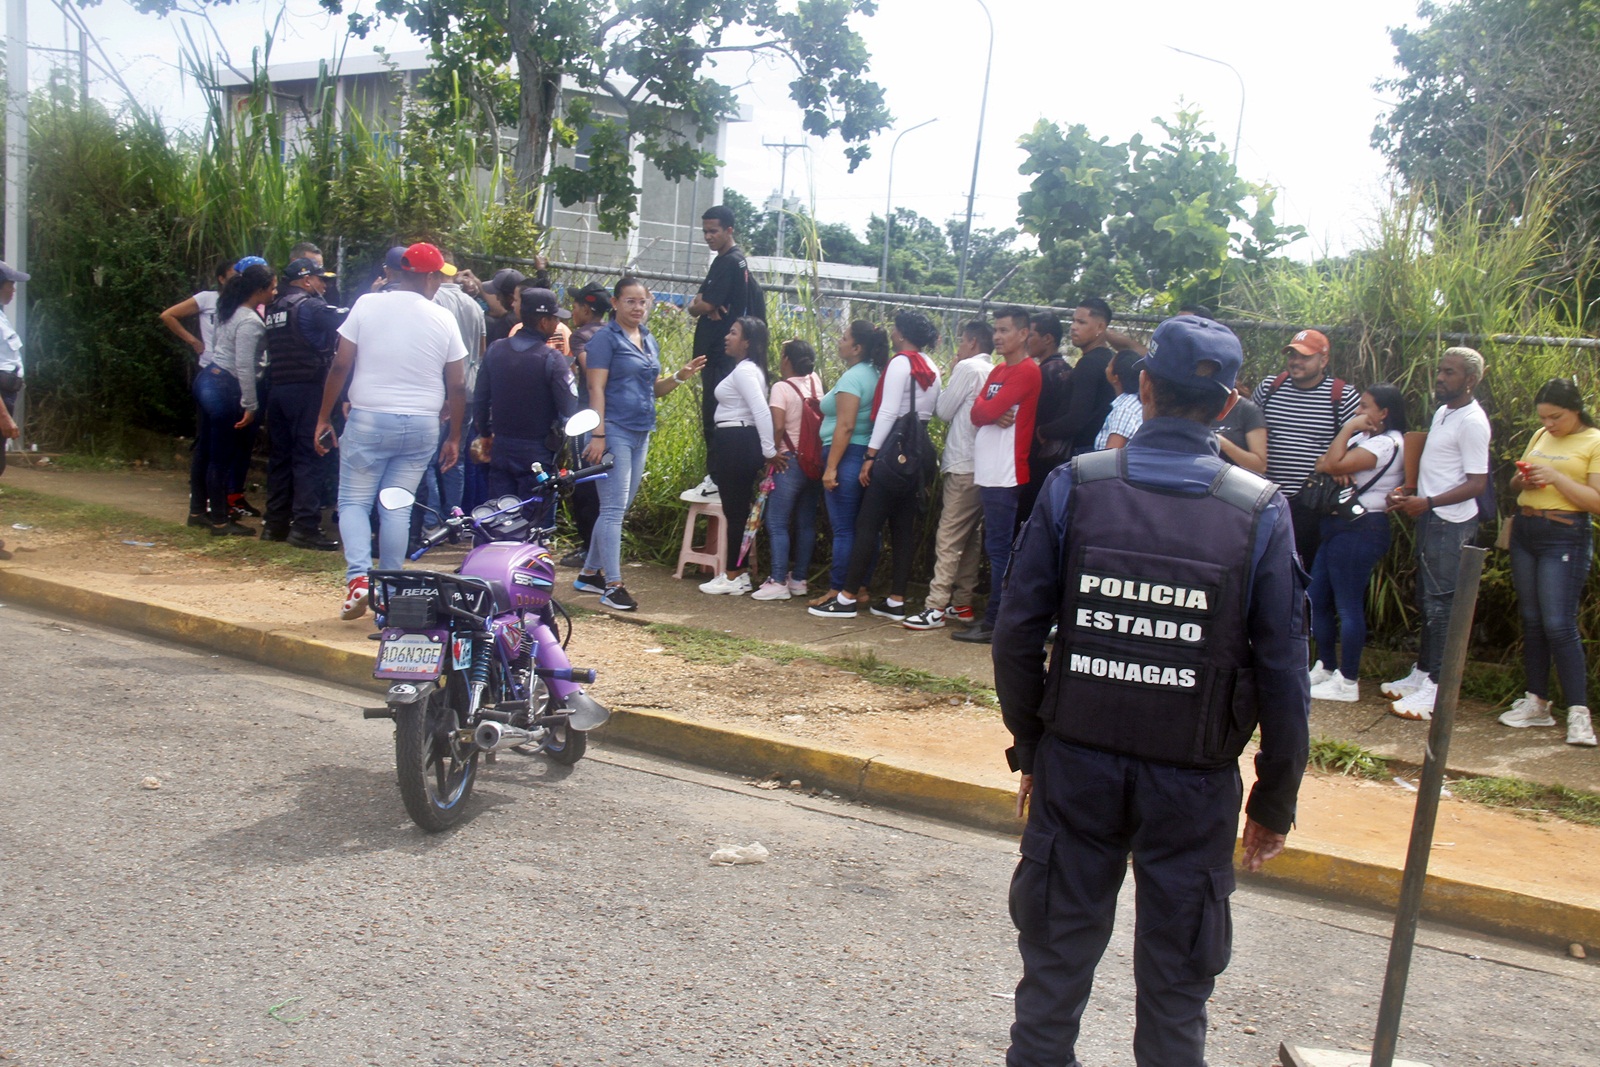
[365,411,612,831]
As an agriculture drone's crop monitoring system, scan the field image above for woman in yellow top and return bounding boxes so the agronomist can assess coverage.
[1500,379,1600,746]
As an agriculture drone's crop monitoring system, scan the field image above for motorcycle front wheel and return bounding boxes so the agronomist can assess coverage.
[394,675,478,831]
[542,717,586,765]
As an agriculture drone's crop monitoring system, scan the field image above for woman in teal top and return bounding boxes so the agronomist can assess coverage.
[816,320,888,603]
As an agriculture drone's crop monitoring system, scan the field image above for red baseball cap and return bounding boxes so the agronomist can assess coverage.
[1284,329,1329,357]
[400,242,457,276]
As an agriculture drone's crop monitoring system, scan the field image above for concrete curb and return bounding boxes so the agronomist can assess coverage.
[3,566,1596,951]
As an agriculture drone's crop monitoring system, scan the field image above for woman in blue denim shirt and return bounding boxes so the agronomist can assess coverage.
[576,276,705,611]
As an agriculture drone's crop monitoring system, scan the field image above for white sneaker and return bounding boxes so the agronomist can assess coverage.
[1310,673,1360,702]
[751,579,792,601]
[1308,660,1334,686]
[1389,679,1437,721]
[699,572,751,595]
[1498,692,1555,728]
[1381,664,1429,700]
[691,476,720,499]
[1567,706,1598,746]
[786,578,809,596]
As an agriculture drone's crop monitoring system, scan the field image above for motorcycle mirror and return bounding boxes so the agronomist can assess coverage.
[565,409,601,437]
[378,487,416,511]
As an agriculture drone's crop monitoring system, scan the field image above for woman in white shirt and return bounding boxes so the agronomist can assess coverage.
[700,316,778,595]
[1307,383,1410,701]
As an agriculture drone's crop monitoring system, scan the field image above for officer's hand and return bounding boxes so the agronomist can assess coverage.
[1240,817,1286,871]
[1015,774,1033,819]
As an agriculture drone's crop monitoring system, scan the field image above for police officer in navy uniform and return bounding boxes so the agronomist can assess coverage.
[261,257,348,548]
[994,314,1310,1067]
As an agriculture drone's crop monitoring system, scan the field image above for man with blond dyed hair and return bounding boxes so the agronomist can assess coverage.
[1382,346,1491,720]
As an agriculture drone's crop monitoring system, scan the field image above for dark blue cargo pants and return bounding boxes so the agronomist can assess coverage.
[1008,733,1242,1067]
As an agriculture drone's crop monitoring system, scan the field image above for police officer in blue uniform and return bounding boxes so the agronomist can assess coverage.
[994,314,1310,1067]
[261,257,348,548]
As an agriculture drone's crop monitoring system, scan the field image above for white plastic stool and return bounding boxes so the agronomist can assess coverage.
[674,495,758,579]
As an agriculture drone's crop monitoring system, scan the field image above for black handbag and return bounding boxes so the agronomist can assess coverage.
[869,362,936,495]
[1299,441,1398,517]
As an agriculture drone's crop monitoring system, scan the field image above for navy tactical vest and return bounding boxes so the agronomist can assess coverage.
[1041,448,1277,768]
[263,288,330,386]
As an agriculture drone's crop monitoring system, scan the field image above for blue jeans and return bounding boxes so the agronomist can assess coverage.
[980,485,1021,627]
[1309,512,1392,679]
[1510,514,1593,706]
[765,455,821,583]
[824,443,869,590]
[192,366,243,523]
[1416,511,1479,681]
[583,424,650,586]
[336,410,441,582]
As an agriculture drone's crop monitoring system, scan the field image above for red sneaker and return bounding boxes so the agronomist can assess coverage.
[341,576,370,620]
[946,604,975,622]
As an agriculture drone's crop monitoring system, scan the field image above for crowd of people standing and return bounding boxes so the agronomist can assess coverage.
[153,207,1599,756]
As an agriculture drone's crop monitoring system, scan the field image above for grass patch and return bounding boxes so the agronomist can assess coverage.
[1449,777,1600,827]
[1308,736,1390,779]
[0,485,344,578]
[642,621,996,705]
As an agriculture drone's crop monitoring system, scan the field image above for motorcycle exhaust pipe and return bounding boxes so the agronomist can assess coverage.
[473,720,539,753]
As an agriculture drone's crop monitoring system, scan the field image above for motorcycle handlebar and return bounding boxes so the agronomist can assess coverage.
[562,458,614,483]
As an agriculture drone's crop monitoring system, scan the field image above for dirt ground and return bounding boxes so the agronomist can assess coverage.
[3,463,1600,918]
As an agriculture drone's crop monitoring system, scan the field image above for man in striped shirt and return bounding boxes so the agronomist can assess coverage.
[1252,328,1359,567]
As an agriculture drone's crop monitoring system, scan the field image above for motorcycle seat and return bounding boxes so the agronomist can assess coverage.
[456,575,512,616]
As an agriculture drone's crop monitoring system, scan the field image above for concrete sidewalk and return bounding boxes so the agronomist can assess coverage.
[4,461,1598,793]
[4,462,1600,953]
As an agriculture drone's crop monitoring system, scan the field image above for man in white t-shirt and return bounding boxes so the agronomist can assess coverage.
[315,242,469,619]
[904,320,995,630]
[1382,347,1492,719]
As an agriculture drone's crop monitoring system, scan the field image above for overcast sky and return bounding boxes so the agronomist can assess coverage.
[9,0,1424,259]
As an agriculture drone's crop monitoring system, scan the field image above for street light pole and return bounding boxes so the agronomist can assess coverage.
[1167,45,1246,163]
[954,0,994,303]
[880,117,937,289]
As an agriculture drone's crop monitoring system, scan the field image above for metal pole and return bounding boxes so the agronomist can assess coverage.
[954,0,993,302]
[1166,46,1246,161]
[6,0,29,448]
[880,117,937,289]
[1370,545,1487,1067]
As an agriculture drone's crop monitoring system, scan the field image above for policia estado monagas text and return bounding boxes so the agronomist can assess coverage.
[992,313,1310,1067]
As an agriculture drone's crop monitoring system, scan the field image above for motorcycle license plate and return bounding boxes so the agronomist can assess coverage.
[374,630,446,680]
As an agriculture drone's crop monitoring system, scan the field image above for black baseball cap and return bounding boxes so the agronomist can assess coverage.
[520,286,572,319]
[572,281,612,312]
[283,257,336,281]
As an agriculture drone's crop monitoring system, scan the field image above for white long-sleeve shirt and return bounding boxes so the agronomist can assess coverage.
[713,358,777,458]
[935,352,994,474]
[868,352,942,452]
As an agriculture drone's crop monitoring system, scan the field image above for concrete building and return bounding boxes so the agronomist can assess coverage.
[217,49,741,277]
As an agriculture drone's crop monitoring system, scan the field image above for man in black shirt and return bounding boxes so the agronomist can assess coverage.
[261,258,347,549]
[473,287,578,528]
[1037,297,1118,460]
[687,205,762,492]
[1020,312,1072,525]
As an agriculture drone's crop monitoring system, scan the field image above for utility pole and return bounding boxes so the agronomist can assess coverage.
[6,0,29,447]
[763,139,806,257]
[955,0,995,302]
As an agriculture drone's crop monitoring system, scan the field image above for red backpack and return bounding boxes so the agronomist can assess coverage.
[782,378,826,480]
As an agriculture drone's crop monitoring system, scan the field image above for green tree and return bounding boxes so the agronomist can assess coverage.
[109,2,890,238]
[1374,0,1600,251]
[1016,109,1300,307]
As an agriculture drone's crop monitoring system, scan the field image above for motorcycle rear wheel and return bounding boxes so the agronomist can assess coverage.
[394,676,478,831]
[542,717,586,765]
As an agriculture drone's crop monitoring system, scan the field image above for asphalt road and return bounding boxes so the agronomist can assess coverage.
[0,603,1594,1066]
